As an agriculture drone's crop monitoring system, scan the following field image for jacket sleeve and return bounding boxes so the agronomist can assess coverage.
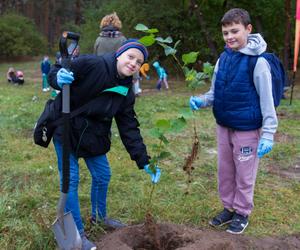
[115,93,150,169]
[253,57,278,140]
[48,55,94,90]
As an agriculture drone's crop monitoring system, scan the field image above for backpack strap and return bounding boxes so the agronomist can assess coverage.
[248,55,260,84]
[51,85,129,127]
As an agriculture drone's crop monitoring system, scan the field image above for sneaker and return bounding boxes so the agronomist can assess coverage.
[90,217,126,229]
[226,213,249,234]
[80,234,97,250]
[209,208,234,227]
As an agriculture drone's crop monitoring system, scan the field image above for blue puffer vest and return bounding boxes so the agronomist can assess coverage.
[213,48,262,130]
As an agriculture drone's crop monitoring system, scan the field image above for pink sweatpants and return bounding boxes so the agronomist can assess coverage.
[217,124,260,216]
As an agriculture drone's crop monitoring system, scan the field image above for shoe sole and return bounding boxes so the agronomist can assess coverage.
[226,222,249,234]
[209,219,232,227]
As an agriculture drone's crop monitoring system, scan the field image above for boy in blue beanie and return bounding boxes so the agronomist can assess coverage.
[48,39,160,249]
[190,8,277,234]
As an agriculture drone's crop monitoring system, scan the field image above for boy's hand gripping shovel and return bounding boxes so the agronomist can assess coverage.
[51,31,82,250]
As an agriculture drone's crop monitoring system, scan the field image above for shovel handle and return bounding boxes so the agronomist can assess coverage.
[59,31,80,194]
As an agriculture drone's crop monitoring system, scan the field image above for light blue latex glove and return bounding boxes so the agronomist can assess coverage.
[144,164,161,184]
[189,96,203,110]
[57,68,74,88]
[146,75,150,80]
[257,138,274,158]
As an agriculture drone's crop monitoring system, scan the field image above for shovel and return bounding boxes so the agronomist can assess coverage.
[51,31,82,250]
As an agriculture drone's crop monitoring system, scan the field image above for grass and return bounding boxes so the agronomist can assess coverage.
[0,60,300,249]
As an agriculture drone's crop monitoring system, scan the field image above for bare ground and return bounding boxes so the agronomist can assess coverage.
[94,223,300,250]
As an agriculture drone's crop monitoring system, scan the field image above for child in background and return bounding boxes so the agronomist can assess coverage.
[40,55,51,92]
[152,61,169,90]
[189,8,277,234]
[7,67,17,83]
[140,63,150,80]
[7,67,24,85]
[16,71,24,84]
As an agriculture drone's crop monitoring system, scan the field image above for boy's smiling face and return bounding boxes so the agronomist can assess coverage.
[222,22,252,50]
[116,48,144,78]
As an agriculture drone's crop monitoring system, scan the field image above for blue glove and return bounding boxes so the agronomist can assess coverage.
[144,164,161,184]
[146,75,150,80]
[57,68,74,88]
[189,96,203,110]
[257,138,274,158]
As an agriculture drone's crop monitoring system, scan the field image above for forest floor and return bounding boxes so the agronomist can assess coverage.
[93,80,300,250]
[95,222,300,249]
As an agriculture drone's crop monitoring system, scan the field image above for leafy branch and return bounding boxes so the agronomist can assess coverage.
[135,23,214,193]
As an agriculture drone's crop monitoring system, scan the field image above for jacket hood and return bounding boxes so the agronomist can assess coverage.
[239,33,267,56]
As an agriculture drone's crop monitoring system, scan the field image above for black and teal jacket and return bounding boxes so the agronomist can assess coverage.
[48,53,149,168]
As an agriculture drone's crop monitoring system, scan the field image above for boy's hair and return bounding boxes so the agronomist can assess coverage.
[221,8,251,27]
[100,12,122,30]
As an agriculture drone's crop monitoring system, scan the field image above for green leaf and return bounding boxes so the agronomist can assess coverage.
[164,45,177,56]
[185,68,197,81]
[158,151,171,160]
[179,109,194,119]
[203,62,215,80]
[135,24,158,34]
[147,28,159,34]
[135,23,149,32]
[195,72,207,80]
[159,134,169,145]
[156,119,171,131]
[139,35,156,46]
[155,36,173,43]
[149,127,162,138]
[170,117,187,132]
[182,52,199,66]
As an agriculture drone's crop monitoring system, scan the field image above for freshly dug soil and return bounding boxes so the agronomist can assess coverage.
[95,223,300,249]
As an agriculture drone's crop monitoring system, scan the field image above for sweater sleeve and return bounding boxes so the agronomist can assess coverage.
[198,59,219,107]
[253,57,278,140]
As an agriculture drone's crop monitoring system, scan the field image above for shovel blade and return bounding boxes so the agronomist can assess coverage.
[52,211,82,250]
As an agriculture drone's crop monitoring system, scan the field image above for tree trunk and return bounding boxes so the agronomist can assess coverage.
[189,0,219,61]
[283,0,292,71]
[75,0,81,25]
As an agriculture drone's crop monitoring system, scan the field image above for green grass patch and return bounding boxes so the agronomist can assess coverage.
[0,60,300,248]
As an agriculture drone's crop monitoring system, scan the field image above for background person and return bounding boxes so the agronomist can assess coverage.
[7,67,24,85]
[93,12,126,56]
[152,61,169,90]
[41,55,51,92]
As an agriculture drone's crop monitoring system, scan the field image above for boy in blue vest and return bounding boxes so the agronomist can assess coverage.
[190,8,278,234]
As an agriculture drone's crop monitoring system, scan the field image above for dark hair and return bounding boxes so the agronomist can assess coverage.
[221,8,251,27]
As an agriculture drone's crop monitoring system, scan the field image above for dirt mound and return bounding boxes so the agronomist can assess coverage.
[95,223,300,250]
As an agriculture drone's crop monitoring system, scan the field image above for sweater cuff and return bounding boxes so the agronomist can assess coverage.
[261,132,274,141]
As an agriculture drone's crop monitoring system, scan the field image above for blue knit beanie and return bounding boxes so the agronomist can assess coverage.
[115,39,148,61]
